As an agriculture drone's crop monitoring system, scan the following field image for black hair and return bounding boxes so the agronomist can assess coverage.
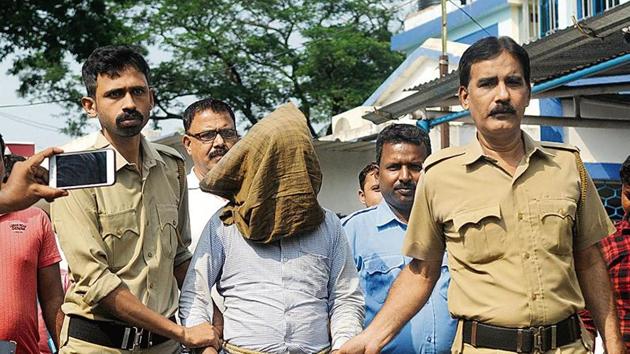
[458,36,531,88]
[358,162,379,191]
[3,154,26,183]
[621,155,630,185]
[375,123,432,164]
[82,45,151,97]
[182,98,236,132]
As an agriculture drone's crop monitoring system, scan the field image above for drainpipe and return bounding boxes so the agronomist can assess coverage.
[439,0,450,148]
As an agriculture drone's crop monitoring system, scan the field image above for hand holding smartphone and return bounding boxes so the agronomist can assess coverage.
[48,149,116,189]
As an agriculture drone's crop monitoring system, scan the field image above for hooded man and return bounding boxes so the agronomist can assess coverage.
[179,102,364,354]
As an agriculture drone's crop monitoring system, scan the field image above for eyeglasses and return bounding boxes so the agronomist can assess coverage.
[187,128,238,143]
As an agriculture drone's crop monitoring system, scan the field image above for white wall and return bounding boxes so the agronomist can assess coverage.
[316,146,375,216]
[560,99,630,163]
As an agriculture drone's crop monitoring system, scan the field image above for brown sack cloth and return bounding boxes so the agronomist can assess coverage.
[200,102,325,243]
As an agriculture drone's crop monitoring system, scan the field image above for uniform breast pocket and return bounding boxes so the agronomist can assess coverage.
[362,255,406,304]
[452,205,505,264]
[99,209,139,271]
[157,204,179,259]
[538,199,576,255]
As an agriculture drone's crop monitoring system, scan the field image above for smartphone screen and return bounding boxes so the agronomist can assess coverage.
[55,150,109,188]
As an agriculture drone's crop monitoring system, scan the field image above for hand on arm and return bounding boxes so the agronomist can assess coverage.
[178,217,225,349]
[575,244,624,354]
[100,285,220,349]
[0,147,67,213]
[37,263,65,348]
[339,258,442,354]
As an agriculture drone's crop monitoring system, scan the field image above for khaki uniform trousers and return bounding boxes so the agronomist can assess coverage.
[450,320,594,354]
[58,315,181,354]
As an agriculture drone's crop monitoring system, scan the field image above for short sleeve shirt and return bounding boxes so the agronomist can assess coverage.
[51,132,192,322]
[0,207,61,354]
[403,131,615,327]
[342,201,456,354]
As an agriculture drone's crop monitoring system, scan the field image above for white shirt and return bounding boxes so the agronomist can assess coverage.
[187,170,227,253]
[179,209,365,352]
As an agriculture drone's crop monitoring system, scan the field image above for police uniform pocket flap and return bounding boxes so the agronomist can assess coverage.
[364,255,406,275]
[156,204,178,229]
[99,209,139,238]
[452,205,501,232]
[539,199,577,221]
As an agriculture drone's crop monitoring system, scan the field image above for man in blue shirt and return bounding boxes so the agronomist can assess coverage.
[342,124,455,354]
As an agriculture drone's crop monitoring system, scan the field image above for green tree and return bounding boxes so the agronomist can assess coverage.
[0,0,141,136]
[2,0,405,137]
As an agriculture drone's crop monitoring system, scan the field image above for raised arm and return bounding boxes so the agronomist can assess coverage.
[0,147,67,213]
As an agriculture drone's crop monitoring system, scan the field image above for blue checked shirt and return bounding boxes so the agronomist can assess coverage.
[179,209,364,353]
[342,201,456,354]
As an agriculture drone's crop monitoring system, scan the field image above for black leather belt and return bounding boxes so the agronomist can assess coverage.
[463,315,581,353]
[68,315,175,350]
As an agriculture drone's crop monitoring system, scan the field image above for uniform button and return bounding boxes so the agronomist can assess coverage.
[517,213,523,220]
[149,283,154,289]
[523,253,530,259]
[148,252,153,258]
[531,293,537,300]
[283,257,288,262]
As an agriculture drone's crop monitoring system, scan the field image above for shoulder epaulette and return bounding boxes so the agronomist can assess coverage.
[539,141,580,153]
[61,132,99,152]
[153,143,184,160]
[424,146,467,171]
[341,205,378,226]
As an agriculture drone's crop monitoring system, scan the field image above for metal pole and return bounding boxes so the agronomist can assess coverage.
[439,0,450,148]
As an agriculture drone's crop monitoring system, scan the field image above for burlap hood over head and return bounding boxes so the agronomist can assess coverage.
[200,102,325,243]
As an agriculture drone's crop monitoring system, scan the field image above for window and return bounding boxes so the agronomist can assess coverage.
[540,0,559,36]
[595,180,624,221]
[579,0,620,18]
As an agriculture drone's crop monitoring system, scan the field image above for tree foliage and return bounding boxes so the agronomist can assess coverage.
[1,0,405,136]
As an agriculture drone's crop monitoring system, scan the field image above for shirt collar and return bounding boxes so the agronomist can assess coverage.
[461,130,555,166]
[375,200,407,228]
[93,131,164,171]
[187,170,200,189]
[523,131,556,160]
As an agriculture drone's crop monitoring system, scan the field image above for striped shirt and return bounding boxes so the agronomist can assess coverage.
[179,209,364,353]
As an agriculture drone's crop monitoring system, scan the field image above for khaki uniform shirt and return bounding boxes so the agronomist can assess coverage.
[403,131,615,327]
[51,132,192,322]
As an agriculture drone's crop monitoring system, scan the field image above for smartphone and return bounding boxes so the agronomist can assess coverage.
[49,149,116,189]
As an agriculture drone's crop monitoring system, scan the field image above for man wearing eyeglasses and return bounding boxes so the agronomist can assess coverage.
[182,98,239,253]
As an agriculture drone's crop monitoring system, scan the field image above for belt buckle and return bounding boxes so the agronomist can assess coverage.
[532,326,545,353]
[122,326,144,350]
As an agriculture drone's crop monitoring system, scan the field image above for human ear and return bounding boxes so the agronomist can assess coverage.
[458,86,469,109]
[182,135,193,156]
[81,96,98,117]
